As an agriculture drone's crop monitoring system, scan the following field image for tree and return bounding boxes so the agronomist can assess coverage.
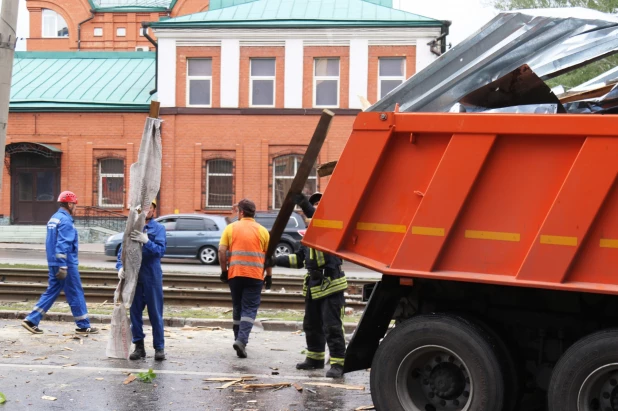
[490,0,618,89]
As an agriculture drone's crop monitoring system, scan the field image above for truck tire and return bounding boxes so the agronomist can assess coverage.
[370,313,505,411]
[548,328,618,411]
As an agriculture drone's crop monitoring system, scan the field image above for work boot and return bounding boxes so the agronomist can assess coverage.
[233,340,247,358]
[326,364,344,378]
[296,358,325,370]
[154,349,165,361]
[22,320,43,334]
[129,340,146,360]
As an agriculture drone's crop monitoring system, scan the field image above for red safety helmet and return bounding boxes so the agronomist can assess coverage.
[58,191,78,204]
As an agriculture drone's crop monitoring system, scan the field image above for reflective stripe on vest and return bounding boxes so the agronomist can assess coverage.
[228,219,266,280]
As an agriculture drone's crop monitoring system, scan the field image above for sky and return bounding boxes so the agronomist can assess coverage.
[5,0,499,51]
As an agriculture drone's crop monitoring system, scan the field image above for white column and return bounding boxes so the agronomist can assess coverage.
[284,39,303,109]
[348,39,368,110]
[157,38,176,107]
[415,37,436,73]
[220,39,240,108]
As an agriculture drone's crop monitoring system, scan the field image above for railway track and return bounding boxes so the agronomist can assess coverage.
[0,268,374,310]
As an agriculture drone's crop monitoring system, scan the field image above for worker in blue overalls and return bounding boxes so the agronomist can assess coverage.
[116,199,167,361]
[22,191,98,335]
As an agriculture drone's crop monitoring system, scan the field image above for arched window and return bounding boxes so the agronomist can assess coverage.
[42,9,69,38]
[98,158,124,207]
[205,158,233,209]
[272,154,317,209]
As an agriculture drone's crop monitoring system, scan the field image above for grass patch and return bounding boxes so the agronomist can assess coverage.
[0,302,362,323]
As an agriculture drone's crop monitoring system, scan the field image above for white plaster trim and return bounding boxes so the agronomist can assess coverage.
[349,39,369,110]
[284,39,303,109]
[220,39,240,108]
[415,37,437,73]
[157,38,177,107]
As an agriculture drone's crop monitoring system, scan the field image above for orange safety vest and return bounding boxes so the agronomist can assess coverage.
[228,219,266,281]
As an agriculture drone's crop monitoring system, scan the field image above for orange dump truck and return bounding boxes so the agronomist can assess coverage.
[303,111,618,411]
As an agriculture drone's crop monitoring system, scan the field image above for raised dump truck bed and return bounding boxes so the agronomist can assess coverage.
[304,111,618,411]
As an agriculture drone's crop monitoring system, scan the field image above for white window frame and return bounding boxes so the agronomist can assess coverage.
[186,58,213,108]
[93,27,103,37]
[42,9,68,38]
[250,58,276,108]
[98,159,124,208]
[378,57,406,100]
[313,58,340,108]
[139,27,146,37]
[116,27,126,37]
[205,159,234,209]
[272,155,317,210]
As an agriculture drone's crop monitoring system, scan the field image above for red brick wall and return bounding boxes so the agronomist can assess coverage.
[368,45,416,103]
[3,112,355,219]
[239,47,285,109]
[303,46,350,109]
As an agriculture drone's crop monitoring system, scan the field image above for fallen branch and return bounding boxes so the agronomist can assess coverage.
[241,383,292,390]
[305,382,365,391]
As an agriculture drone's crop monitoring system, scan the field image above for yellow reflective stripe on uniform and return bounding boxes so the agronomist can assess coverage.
[309,277,348,294]
[306,351,325,360]
[289,254,298,268]
[315,250,325,267]
[330,357,345,366]
[302,273,309,297]
[230,251,266,258]
[311,281,348,299]
[309,248,314,260]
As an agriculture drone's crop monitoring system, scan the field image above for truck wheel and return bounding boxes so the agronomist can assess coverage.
[370,313,505,411]
[548,329,618,411]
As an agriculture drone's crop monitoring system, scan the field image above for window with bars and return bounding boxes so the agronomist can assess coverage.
[205,159,234,209]
[98,158,124,208]
[272,154,317,210]
[42,9,69,38]
[314,58,340,107]
[250,58,276,107]
[187,59,213,106]
[379,57,406,99]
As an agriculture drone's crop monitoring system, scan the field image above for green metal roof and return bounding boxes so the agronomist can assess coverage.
[10,52,155,113]
[87,0,175,12]
[152,0,442,29]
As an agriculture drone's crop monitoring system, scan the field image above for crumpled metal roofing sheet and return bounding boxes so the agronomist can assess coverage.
[369,11,618,113]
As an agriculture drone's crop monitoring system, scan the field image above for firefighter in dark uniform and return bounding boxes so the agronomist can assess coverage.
[267,192,347,378]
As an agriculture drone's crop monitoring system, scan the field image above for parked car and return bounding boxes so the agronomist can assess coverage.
[228,211,307,257]
[104,214,228,265]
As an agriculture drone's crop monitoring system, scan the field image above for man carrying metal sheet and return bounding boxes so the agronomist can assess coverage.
[266,192,347,378]
[22,191,99,335]
[219,198,271,359]
[116,199,167,361]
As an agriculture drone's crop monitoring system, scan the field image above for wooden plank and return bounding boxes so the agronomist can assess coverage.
[317,160,338,177]
[265,109,334,259]
[149,101,160,118]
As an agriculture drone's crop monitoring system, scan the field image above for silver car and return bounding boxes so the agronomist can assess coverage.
[104,214,228,265]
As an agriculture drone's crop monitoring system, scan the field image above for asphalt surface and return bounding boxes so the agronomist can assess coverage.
[0,246,381,279]
[0,319,373,410]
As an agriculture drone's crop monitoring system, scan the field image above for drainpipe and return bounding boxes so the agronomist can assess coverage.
[77,10,95,51]
[427,20,452,57]
[440,20,451,54]
[142,22,158,95]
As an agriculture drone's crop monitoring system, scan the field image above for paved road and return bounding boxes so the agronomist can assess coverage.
[0,319,373,410]
[0,246,382,280]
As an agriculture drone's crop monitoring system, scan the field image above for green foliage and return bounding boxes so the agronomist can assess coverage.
[0,392,6,404]
[546,54,618,89]
[492,0,618,12]
[137,368,157,383]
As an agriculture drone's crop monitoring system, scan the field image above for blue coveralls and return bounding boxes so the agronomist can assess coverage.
[116,219,166,349]
[26,207,91,329]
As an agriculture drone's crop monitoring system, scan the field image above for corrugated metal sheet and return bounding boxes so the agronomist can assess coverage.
[10,52,155,112]
[153,0,441,28]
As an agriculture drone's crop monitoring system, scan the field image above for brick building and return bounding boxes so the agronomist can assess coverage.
[5,0,447,223]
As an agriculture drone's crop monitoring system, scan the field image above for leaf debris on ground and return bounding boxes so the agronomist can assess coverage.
[123,374,136,385]
[62,347,74,351]
[0,392,5,404]
[293,383,303,392]
[33,356,47,361]
[62,363,78,368]
[137,369,157,383]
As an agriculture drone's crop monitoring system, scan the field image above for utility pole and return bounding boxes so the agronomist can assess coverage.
[0,0,19,192]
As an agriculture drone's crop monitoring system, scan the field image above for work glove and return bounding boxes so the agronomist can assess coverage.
[56,267,68,280]
[220,270,228,283]
[130,230,149,244]
[118,267,125,280]
[264,275,272,291]
[264,255,276,269]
